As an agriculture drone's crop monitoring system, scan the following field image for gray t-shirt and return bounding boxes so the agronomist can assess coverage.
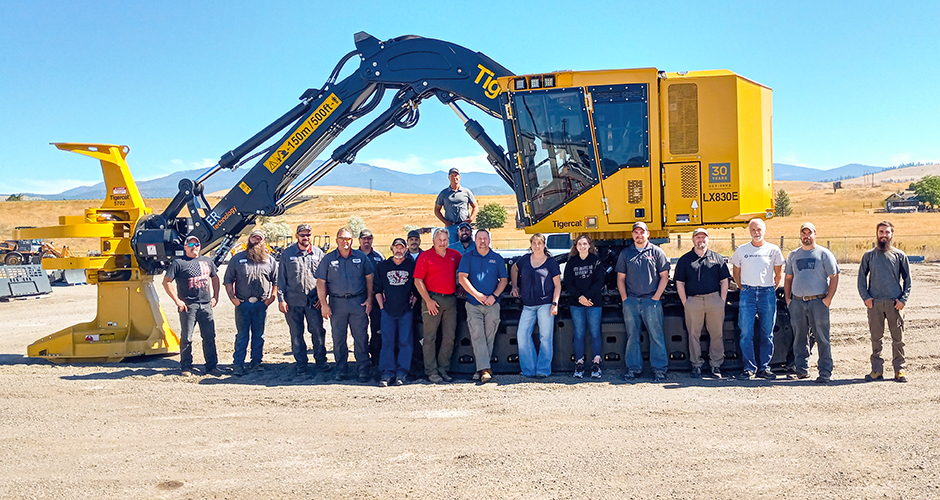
[784,246,839,297]
[436,186,476,224]
[223,251,278,301]
[615,242,670,299]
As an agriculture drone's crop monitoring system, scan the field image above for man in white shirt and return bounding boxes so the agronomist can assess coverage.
[730,218,784,380]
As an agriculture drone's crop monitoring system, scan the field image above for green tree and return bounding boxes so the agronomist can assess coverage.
[910,175,940,208]
[347,215,366,237]
[476,203,508,230]
[774,189,793,217]
[259,221,291,242]
[5,193,23,202]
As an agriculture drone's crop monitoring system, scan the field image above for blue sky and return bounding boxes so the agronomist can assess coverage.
[2,1,938,193]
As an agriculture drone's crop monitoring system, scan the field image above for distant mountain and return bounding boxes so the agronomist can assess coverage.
[773,162,885,182]
[27,162,515,200]
[11,161,894,200]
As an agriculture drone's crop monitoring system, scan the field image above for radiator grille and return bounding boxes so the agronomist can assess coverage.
[681,164,699,199]
[668,84,699,155]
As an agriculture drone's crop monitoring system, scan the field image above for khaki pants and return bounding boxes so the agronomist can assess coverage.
[684,292,725,368]
[868,299,905,373]
[466,302,500,372]
[422,292,457,377]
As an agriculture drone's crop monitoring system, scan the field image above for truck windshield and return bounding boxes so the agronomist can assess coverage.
[511,88,598,222]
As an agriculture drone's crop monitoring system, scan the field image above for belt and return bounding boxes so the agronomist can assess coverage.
[792,294,826,301]
[237,297,264,303]
[330,292,364,299]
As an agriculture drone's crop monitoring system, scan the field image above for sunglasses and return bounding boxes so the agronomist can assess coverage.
[337,237,353,242]
[297,233,312,238]
[186,242,200,248]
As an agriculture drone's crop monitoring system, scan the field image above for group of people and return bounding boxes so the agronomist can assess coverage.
[612,217,911,384]
[161,168,912,385]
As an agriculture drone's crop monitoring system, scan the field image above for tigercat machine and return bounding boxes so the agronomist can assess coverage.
[22,33,775,368]
[15,144,179,362]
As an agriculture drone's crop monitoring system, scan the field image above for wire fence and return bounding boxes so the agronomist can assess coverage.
[490,235,940,263]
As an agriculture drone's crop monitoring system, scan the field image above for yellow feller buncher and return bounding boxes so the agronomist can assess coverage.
[15,144,179,362]
[21,33,778,370]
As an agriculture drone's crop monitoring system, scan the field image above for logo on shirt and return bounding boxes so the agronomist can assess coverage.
[387,270,410,285]
[187,261,212,291]
[796,258,817,271]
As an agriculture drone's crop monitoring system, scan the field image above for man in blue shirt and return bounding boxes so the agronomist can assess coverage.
[457,229,508,384]
[616,222,671,382]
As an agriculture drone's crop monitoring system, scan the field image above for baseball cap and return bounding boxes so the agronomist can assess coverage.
[457,221,472,230]
[296,223,311,234]
[185,235,200,243]
[632,221,648,231]
[800,222,817,233]
[692,228,708,237]
[359,229,373,238]
[448,167,460,175]
[391,237,407,247]
[249,229,265,239]
[407,229,421,239]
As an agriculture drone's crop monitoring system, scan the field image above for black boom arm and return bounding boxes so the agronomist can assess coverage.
[132,32,514,273]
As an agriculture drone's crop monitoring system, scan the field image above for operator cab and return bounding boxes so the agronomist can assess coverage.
[499,69,773,240]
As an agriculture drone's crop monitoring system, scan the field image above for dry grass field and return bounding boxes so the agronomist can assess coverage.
[5,178,939,262]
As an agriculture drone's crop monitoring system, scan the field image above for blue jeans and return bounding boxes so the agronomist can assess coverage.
[517,304,554,376]
[739,285,777,372]
[233,300,267,366]
[570,305,602,361]
[622,297,667,373]
[380,309,414,379]
[788,298,832,378]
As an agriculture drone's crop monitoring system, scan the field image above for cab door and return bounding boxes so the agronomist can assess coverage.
[589,84,652,224]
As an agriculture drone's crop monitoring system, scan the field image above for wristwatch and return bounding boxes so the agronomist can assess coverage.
[551,301,558,306]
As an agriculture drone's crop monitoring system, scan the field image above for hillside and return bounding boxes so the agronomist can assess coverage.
[837,163,940,185]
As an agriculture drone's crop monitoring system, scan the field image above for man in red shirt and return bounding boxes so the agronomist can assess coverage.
[414,229,462,383]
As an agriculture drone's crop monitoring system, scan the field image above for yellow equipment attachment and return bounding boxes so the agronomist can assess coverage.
[14,143,179,363]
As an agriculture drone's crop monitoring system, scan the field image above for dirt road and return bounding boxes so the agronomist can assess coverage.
[2,264,939,499]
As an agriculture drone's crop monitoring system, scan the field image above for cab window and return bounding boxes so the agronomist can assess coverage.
[511,88,598,222]
[590,84,650,178]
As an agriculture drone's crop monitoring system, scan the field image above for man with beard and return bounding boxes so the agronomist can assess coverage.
[224,229,278,376]
[374,238,416,387]
[675,228,730,379]
[784,222,839,384]
[278,224,331,377]
[317,227,375,382]
[616,222,671,382]
[858,220,912,383]
[358,229,385,377]
[448,222,474,255]
[163,235,221,377]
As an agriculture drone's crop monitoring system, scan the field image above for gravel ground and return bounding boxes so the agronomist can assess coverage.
[1,264,939,499]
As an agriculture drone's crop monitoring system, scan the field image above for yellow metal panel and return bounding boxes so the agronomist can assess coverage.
[662,162,702,228]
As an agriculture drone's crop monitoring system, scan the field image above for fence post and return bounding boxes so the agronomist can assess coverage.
[677,234,682,249]
[780,236,784,249]
[844,236,848,262]
[731,233,736,250]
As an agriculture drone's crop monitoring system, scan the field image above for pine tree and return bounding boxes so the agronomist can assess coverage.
[774,189,793,217]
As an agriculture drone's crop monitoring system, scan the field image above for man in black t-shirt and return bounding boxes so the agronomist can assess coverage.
[373,238,416,386]
[163,235,222,377]
[675,228,731,378]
